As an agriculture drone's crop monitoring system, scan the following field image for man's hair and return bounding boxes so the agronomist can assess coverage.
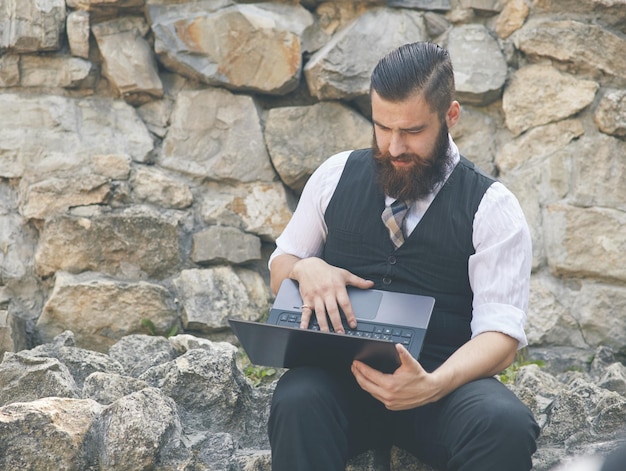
[370,42,455,121]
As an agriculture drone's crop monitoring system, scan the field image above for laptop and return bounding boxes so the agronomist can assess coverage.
[229,279,434,374]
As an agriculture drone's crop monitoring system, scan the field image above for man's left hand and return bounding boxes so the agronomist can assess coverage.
[351,343,443,410]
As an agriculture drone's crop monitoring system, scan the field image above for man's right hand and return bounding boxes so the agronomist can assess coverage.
[270,255,374,334]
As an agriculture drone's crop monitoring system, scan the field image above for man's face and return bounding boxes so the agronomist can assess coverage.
[371,90,456,201]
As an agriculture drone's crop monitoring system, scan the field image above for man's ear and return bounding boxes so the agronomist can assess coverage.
[446,101,461,129]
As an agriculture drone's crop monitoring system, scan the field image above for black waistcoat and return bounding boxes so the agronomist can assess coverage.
[323,149,495,371]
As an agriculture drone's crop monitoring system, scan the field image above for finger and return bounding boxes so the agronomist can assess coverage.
[325,295,345,334]
[336,289,357,329]
[300,304,313,329]
[314,298,330,332]
[396,343,422,370]
[346,274,375,290]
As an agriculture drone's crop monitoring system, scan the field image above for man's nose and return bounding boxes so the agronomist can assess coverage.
[388,132,406,157]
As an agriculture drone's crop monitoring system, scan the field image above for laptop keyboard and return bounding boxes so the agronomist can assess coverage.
[275,312,413,348]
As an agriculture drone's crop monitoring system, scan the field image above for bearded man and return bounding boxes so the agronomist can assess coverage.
[266,41,540,471]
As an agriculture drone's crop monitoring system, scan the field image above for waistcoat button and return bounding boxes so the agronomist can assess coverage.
[382,276,391,285]
[388,255,397,265]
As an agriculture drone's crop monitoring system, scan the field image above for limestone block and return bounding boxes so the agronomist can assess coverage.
[67,0,145,8]
[191,226,261,265]
[91,154,131,180]
[571,282,626,351]
[305,9,427,101]
[0,0,66,52]
[130,166,193,209]
[136,98,174,137]
[0,213,35,279]
[92,17,164,103]
[67,10,90,59]
[0,54,19,87]
[149,2,313,94]
[173,266,268,333]
[495,0,529,39]
[460,0,502,13]
[0,397,102,470]
[264,102,372,192]
[543,204,626,283]
[496,119,584,173]
[34,212,181,279]
[0,310,22,357]
[160,88,275,183]
[569,134,626,212]
[449,24,508,105]
[514,20,626,82]
[19,54,92,88]
[526,275,587,348]
[93,388,182,470]
[450,107,498,175]
[594,89,626,138]
[503,64,598,136]
[0,94,153,179]
[20,175,110,221]
[388,0,451,10]
[36,272,179,352]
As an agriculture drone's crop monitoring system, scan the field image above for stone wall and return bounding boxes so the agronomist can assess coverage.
[1,0,626,469]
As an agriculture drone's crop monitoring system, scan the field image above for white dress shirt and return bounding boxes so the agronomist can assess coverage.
[270,137,531,348]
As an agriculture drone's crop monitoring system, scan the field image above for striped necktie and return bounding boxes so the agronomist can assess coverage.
[381,200,409,248]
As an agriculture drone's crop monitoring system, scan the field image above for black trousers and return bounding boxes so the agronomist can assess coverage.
[268,366,539,471]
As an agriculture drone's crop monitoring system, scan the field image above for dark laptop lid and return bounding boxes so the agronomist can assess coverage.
[229,280,435,374]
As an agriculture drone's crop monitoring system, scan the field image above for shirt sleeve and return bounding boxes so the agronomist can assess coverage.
[268,151,352,268]
[469,181,532,349]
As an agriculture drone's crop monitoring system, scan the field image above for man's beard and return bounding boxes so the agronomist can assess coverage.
[373,122,452,202]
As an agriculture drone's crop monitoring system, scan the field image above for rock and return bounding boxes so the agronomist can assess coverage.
[92,16,164,104]
[0,94,153,180]
[304,8,427,101]
[130,166,193,209]
[19,54,93,88]
[448,24,507,105]
[514,19,626,83]
[139,346,271,448]
[503,64,598,136]
[108,334,178,378]
[160,88,276,182]
[67,10,90,59]
[0,0,66,52]
[34,210,181,279]
[173,266,269,333]
[149,1,314,94]
[594,89,626,137]
[543,205,626,283]
[82,372,150,405]
[0,309,28,357]
[495,0,530,38]
[27,331,126,389]
[265,101,372,192]
[93,387,182,470]
[199,181,293,242]
[0,397,102,471]
[36,272,179,352]
[450,106,498,175]
[191,225,261,265]
[0,352,80,406]
[388,0,451,10]
[0,54,19,87]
